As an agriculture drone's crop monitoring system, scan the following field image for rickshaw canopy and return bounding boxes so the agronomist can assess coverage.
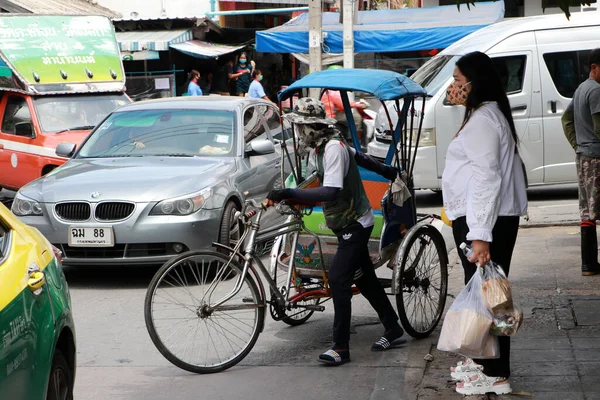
[277,69,427,102]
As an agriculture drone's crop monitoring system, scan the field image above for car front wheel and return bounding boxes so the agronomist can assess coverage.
[47,350,73,400]
[219,201,242,250]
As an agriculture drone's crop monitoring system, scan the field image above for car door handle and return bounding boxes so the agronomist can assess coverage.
[550,101,557,114]
[511,105,527,112]
[275,161,281,168]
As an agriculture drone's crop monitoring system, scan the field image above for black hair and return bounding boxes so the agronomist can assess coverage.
[252,69,262,79]
[455,51,518,145]
[590,48,600,68]
[188,69,200,80]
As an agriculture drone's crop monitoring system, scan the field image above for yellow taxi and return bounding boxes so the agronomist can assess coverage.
[0,202,76,400]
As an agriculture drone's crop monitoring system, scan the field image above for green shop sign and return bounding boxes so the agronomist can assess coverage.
[0,15,124,92]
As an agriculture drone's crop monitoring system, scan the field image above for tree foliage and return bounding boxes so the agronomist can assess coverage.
[456,1,593,19]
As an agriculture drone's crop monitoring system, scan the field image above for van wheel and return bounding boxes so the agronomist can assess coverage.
[47,350,74,400]
[42,165,58,176]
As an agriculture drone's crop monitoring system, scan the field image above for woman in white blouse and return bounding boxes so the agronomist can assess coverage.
[442,51,528,395]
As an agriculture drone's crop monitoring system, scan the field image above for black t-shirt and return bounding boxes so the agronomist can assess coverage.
[233,64,252,93]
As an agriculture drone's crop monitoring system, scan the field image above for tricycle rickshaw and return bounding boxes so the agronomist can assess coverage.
[143,68,449,374]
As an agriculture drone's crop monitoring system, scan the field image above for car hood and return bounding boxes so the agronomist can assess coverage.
[22,157,236,203]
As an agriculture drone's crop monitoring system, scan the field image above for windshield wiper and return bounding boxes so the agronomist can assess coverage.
[152,153,196,157]
[54,125,96,134]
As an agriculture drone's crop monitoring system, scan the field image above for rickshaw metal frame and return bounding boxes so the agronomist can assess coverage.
[276,68,438,295]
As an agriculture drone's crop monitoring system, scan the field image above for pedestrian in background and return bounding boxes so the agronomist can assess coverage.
[213,58,234,96]
[186,70,202,96]
[442,51,527,395]
[248,69,273,103]
[562,48,600,276]
[232,52,254,96]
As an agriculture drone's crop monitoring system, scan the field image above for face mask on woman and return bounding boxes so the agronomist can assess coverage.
[239,59,247,64]
[258,75,263,82]
[446,81,471,106]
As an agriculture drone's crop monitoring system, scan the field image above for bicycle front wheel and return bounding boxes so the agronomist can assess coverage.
[396,225,448,339]
[145,251,264,374]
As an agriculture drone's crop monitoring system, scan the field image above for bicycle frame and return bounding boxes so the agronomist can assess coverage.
[205,203,328,314]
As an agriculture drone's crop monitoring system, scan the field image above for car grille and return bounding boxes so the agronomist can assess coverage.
[95,202,135,221]
[55,243,189,260]
[55,202,91,221]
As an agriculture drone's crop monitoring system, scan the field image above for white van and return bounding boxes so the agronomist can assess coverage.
[368,12,600,190]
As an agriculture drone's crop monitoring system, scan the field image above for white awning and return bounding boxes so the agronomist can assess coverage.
[116,30,193,52]
[170,40,245,59]
[121,50,161,61]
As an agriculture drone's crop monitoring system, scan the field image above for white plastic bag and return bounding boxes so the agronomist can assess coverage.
[437,269,499,359]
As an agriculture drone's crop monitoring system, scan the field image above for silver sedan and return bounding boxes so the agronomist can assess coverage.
[13,96,292,266]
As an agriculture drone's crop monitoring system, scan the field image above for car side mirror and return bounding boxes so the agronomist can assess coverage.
[56,142,77,158]
[246,139,275,156]
[14,121,35,138]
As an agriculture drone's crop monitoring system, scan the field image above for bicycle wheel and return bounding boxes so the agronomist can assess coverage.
[145,251,264,374]
[396,225,448,339]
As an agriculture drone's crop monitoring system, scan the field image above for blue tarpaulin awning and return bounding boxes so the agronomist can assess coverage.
[256,1,504,54]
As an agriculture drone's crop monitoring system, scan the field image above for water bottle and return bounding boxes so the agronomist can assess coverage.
[459,242,474,260]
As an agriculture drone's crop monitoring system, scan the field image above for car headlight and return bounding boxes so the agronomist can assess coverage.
[374,128,436,147]
[417,128,436,147]
[150,188,212,216]
[12,194,43,216]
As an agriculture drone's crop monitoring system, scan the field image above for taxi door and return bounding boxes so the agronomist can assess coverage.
[0,219,56,400]
[0,95,42,190]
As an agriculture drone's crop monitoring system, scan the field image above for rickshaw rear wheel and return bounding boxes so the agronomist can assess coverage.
[396,225,448,339]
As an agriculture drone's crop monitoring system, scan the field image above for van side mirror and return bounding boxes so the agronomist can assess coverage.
[14,121,35,138]
[245,139,275,156]
[56,142,77,158]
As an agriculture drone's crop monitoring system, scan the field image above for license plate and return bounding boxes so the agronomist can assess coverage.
[68,227,114,247]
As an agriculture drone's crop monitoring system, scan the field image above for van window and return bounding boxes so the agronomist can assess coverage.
[410,55,458,96]
[543,50,592,98]
[2,96,32,134]
[491,55,527,94]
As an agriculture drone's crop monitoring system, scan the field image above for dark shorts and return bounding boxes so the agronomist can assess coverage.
[576,154,600,221]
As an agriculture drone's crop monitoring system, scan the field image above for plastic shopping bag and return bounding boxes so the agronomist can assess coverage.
[437,269,499,359]
[483,263,523,337]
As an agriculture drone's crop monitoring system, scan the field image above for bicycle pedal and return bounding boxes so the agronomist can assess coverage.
[303,305,325,312]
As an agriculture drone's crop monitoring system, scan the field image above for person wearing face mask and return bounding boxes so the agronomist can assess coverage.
[232,52,254,96]
[265,97,406,366]
[441,51,527,396]
[562,49,600,276]
[248,69,273,103]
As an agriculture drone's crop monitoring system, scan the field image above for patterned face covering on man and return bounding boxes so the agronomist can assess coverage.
[445,81,471,106]
[282,97,340,156]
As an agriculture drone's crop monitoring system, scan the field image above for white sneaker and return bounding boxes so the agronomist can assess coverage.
[450,358,483,381]
[455,371,512,396]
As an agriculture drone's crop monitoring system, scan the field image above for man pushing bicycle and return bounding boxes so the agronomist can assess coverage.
[267,97,406,366]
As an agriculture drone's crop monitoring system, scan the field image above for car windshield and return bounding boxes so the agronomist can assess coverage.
[410,55,458,96]
[77,109,235,158]
[33,94,130,133]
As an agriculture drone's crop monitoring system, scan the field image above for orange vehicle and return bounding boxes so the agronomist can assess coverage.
[0,15,130,191]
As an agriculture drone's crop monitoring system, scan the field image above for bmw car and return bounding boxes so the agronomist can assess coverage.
[12,97,291,266]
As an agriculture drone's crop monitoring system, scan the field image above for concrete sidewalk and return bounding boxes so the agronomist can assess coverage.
[414,225,600,400]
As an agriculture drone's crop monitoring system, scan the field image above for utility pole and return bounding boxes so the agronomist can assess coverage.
[342,0,356,99]
[308,0,322,97]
